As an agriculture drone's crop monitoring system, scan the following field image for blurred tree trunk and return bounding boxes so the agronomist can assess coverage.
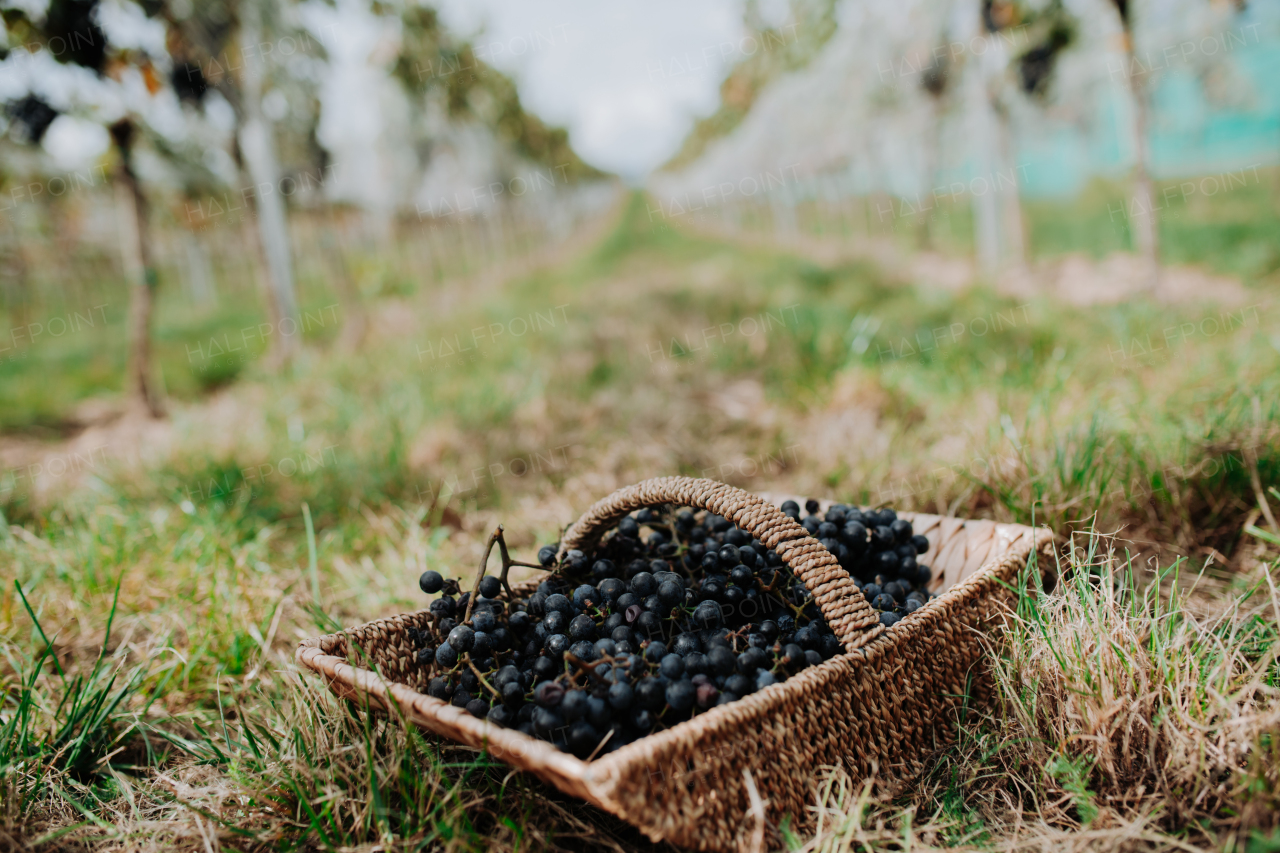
[966,0,1028,277]
[240,211,279,322]
[919,95,945,251]
[180,228,216,307]
[110,120,165,419]
[1122,35,1161,291]
[966,54,1001,277]
[237,0,299,366]
[994,101,1027,272]
[920,50,954,253]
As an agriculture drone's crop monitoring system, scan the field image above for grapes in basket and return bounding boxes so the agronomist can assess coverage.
[406,499,934,759]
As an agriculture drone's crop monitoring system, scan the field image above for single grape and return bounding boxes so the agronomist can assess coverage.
[693,600,723,629]
[561,689,588,721]
[448,625,475,653]
[535,681,565,708]
[543,611,568,634]
[607,681,634,710]
[478,576,501,599]
[435,642,458,668]
[572,584,599,609]
[567,721,600,757]
[666,680,696,712]
[568,614,596,641]
[630,572,657,597]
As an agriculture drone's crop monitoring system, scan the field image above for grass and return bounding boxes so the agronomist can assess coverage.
[1023,170,1280,282]
[802,537,1280,852]
[0,295,346,434]
[1,187,1279,850]
[836,168,1280,284]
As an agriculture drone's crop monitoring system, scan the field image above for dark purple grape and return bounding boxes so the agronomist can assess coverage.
[572,584,599,609]
[535,681,565,708]
[635,611,661,637]
[708,646,736,676]
[635,677,665,710]
[599,577,626,602]
[693,600,723,629]
[567,721,600,757]
[666,679,696,712]
[630,572,657,597]
[543,611,568,634]
[532,656,557,680]
[448,625,475,652]
[607,681,634,710]
[560,689,588,721]
[568,614,596,641]
[533,707,564,737]
[586,696,610,728]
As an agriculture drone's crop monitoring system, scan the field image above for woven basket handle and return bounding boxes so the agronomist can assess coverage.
[560,476,883,651]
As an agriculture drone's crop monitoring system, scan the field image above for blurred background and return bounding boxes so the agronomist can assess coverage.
[2,0,1276,477]
[2,0,1280,847]
[3,0,1279,572]
[3,0,1278,534]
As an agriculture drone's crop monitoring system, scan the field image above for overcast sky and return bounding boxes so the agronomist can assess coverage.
[1,0,775,179]
[434,0,765,179]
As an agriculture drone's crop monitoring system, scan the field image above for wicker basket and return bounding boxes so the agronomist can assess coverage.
[297,477,1053,851]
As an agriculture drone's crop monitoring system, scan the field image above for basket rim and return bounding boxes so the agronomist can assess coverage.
[296,502,1055,813]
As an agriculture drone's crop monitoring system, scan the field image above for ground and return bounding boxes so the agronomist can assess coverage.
[2,187,1279,852]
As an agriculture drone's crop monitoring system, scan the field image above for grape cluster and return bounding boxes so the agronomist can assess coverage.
[407,499,933,759]
[780,499,935,628]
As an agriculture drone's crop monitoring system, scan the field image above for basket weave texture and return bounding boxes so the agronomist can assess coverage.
[297,477,1053,851]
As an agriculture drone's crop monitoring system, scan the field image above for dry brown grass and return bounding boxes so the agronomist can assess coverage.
[799,535,1280,853]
